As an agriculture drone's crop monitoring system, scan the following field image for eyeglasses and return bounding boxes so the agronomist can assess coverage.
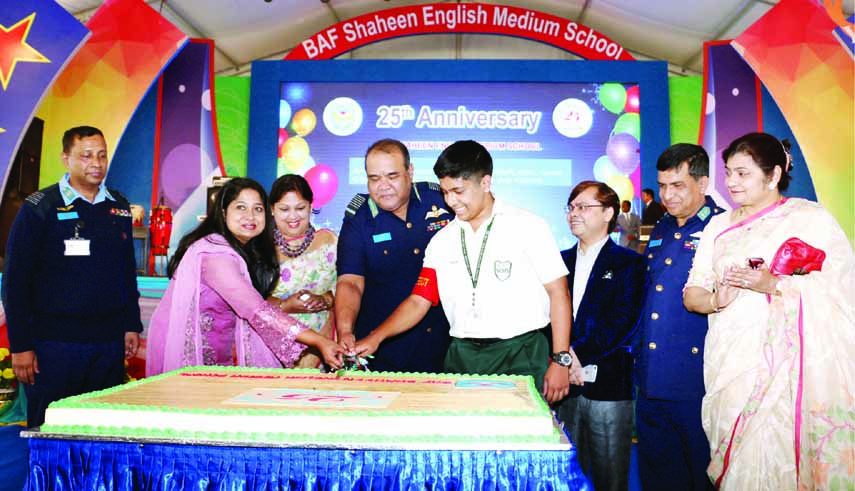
[565,203,606,213]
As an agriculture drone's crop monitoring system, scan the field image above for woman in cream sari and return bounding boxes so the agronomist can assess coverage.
[684,133,854,490]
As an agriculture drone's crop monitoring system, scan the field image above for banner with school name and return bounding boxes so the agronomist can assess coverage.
[285,3,634,62]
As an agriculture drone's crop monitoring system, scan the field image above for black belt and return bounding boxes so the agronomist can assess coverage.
[458,328,543,348]
[459,337,504,347]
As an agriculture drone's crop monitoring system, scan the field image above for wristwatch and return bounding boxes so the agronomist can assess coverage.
[551,351,573,368]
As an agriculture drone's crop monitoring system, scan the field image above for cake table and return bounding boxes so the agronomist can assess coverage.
[22,367,593,490]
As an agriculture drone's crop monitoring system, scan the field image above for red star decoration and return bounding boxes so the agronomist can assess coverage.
[0,13,50,91]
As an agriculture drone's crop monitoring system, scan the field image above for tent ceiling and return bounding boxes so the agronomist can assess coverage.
[57,0,855,77]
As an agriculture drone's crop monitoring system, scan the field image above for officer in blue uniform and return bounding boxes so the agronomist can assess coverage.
[335,139,451,372]
[2,126,142,427]
[635,144,723,490]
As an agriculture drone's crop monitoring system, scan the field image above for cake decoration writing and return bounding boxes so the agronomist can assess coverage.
[180,372,279,379]
[178,371,454,385]
[227,388,400,408]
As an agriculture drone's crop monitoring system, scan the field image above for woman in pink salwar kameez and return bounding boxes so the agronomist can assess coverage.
[146,178,343,376]
[684,133,854,490]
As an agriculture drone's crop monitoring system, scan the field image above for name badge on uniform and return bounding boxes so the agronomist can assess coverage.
[57,211,79,220]
[372,232,392,243]
[648,238,663,248]
[64,239,91,256]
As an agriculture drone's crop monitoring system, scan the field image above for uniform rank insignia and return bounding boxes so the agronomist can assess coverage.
[345,194,366,217]
[25,191,45,206]
[697,206,711,221]
[427,219,449,232]
[425,205,450,220]
[110,208,132,218]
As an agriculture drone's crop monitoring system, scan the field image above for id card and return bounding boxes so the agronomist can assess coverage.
[582,365,598,383]
[64,239,91,256]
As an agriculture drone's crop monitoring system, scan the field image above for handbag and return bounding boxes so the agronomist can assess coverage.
[769,237,826,276]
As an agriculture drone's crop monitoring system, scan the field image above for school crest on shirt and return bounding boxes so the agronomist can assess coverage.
[494,260,512,281]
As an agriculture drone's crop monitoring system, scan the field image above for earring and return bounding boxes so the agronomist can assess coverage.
[768,182,776,190]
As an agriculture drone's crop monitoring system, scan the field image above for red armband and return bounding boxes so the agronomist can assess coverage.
[412,267,440,306]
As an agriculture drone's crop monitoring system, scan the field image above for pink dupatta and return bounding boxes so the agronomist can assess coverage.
[146,234,307,376]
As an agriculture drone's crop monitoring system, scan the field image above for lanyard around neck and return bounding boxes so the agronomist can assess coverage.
[460,217,495,290]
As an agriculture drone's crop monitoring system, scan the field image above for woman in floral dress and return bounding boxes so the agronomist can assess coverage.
[268,174,338,368]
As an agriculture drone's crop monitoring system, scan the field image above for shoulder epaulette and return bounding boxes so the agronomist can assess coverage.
[414,181,440,204]
[24,185,59,220]
[24,191,45,207]
[345,194,367,218]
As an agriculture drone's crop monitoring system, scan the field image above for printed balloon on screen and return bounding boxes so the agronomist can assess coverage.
[304,164,339,208]
[598,83,626,114]
[291,108,317,137]
[606,132,640,174]
[624,85,640,113]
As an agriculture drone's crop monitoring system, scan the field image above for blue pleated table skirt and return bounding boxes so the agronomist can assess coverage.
[24,435,593,491]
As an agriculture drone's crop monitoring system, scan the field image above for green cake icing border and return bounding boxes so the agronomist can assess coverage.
[40,423,562,445]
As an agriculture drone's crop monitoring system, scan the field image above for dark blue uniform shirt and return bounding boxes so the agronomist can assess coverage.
[2,183,143,353]
[635,196,723,400]
[336,182,451,373]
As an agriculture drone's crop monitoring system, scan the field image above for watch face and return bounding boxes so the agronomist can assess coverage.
[553,352,572,366]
